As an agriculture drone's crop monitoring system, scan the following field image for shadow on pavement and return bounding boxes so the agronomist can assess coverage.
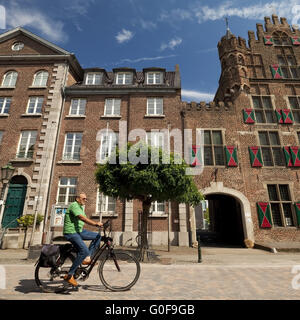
[14,279,41,294]
[14,279,72,295]
[81,284,107,292]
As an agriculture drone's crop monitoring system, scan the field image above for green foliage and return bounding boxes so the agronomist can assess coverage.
[17,214,44,228]
[95,142,204,206]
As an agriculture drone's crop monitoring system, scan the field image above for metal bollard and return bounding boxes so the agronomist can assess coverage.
[197,234,202,263]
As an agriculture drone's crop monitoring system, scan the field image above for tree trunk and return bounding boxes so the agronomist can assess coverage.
[140,199,151,261]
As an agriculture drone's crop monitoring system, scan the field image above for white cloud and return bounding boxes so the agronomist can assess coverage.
[160,8,193,22]
[182,89,215,102]
[194,0,300,24]
[160,37,182,51]
[140,19,157,30]
[114,54,177,65]
[159,1,300,26]
[116,29,134,44]
[6,6,67,43]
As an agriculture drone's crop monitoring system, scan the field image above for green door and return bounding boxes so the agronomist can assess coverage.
[1,184,27,228]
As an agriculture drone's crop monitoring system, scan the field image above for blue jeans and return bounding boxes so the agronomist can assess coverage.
[64,230,101,276]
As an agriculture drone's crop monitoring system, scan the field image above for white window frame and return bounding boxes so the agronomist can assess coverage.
[96,191,117,217]
[0,97,11,114]
[2,71,18,87]
[85,73,102,85]
[32,71,48,87]
[26,97,43,114]
[69,99,86,115]
[116,72,133,85]
[0,131,3,145]
[104,98,121,116]
[147,72,163,84]
[17,130,37,158]
[63,132,83,161]
[56,177,77,205]
[146,98,163,115]
[150,201,166,216]
[99,132,119,162]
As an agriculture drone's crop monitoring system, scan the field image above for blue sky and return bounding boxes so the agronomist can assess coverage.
[0,0,300,102]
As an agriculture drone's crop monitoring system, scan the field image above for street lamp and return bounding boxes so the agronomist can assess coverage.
[0,162,15,205]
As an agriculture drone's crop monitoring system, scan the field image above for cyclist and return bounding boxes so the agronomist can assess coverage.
[63,192,103,287]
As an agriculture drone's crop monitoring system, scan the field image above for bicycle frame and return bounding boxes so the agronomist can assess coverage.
[70,222,114,279]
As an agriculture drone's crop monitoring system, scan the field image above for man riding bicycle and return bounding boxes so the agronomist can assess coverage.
[63,192,103,287]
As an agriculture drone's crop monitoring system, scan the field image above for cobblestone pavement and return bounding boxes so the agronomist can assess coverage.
[1,262,300,300]
[0,246,300,300]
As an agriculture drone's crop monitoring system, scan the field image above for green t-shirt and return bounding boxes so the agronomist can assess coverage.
[63,201,86,234]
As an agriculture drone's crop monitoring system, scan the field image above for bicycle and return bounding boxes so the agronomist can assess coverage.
[34,220,141,293]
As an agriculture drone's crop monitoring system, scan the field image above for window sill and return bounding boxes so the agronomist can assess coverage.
[10,158,34,163]
[204,165,226,168]
[57,160,82,165]
[100,115,121,119]
[0,113,9,117]
[21,113,42,117]
[149,213,168,218]
[93,212,118,217]
[0,86,15,90]
[255,123,278,126]
[144,115,165,118]
[65,115,86,119]
[28,86,48,89]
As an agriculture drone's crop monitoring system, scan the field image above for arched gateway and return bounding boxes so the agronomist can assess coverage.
[193,182,254,246]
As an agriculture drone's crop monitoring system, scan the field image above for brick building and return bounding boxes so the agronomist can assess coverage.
[1,15,300,249]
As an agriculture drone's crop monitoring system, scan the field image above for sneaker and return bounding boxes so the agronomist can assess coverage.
[63,275,78,287]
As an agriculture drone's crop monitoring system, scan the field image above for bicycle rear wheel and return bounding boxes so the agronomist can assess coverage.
[98,251,140,291]
[34,254,75,293]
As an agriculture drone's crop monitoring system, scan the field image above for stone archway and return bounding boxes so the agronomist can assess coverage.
[200,182,254,244]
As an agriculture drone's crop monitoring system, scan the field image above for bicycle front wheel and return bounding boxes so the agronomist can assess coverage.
[98,251,140,291]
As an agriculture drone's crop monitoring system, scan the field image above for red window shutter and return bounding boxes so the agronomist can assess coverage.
[190,145,202,167]
[270,64,283,79]
[283,147,293,167]
[294,202,300,227]
[243,109,255,124]
[275,109,283,123]
[290,146,300,167]
[249,147,263,167]
[281,109,294,124]
[263,36,273,45]
[291,36,300,45]
[257,202,272,228]
[225,146,238,167]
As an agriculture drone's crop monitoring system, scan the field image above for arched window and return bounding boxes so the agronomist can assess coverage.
[32,70,49,87]
[2,71,18,87]
[273,31,290,45]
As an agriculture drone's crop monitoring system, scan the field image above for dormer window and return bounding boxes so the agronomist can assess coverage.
[116,72,133,85]
[147,72,163,84]
[85,73,102,85]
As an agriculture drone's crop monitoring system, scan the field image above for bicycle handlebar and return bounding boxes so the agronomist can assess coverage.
[103,220,110,230]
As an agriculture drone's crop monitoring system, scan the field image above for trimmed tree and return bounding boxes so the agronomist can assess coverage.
[95,142,204,261]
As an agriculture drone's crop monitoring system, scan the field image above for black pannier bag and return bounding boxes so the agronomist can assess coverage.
[38,244,60,267]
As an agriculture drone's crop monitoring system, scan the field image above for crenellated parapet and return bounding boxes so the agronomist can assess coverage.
[248,14,300,47]
[182,100,233,114]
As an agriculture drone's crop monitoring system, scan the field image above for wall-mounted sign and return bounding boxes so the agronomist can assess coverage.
[50,205,68,227]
